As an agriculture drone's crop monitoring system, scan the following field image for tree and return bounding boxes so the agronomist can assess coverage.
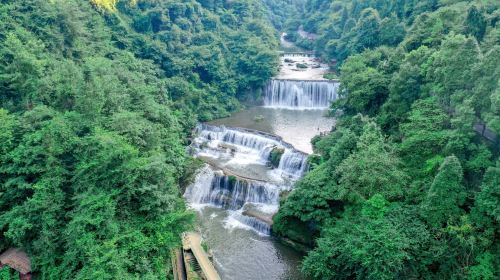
[0,266,15,280]
[0,30,46,111]
[302,197,418,280]
[338,50,390,115]
[0,109,16,157]
[465,5,487,41]
[421,156,466,227]
[335,121,408,202]
[427,34,479,107]
[379,46,433,130]
[467,252,497,280]
[399,98,449,174]
[273,1,499,279]
[353,8,381,51]
[474,163,500,223]
[379,14,405,46]
[0,0,278,277]
[90,0,137,12]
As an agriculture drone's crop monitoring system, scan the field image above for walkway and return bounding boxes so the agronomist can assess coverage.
[182,232,221,280]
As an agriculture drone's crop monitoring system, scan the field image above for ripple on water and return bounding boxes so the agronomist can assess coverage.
[195,207,306,280]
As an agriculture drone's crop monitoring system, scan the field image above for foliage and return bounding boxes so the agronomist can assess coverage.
[0,267,15,280]
[275,0,499,279]
[421,156,466,227]
[90,0,118,11]
[269,147,284,168]
[0,0,279,278]
[335,122,408,202]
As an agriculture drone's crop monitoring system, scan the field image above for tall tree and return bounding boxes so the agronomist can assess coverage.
[335,121,408,202]
[465,5,487,41]
[421,156,466,227]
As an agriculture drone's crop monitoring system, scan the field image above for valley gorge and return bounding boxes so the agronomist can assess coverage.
[183,47,337,279]
[0,1,498,280]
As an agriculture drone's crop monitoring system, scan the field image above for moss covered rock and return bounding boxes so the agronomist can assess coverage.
[269,146,285,168]
[296,63,308,69]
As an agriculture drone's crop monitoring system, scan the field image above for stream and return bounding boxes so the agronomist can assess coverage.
[183,41,339,279]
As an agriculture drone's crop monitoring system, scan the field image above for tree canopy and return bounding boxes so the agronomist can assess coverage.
[0,0,280,278]
[274,1,499,279]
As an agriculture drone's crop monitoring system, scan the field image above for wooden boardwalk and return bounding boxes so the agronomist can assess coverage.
[182,232,221,280]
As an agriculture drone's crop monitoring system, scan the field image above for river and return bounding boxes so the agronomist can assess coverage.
[183,38,337,279]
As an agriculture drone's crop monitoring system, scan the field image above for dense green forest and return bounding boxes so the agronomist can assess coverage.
[1,0,499,279]
[262,0,305,30]
[274,0,499,279]
[0,0,278,278]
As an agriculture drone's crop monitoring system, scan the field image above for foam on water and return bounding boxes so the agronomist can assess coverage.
[185,166,282,211]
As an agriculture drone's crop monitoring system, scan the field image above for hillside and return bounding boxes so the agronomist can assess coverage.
[273,1,500,279]
[0,0,279,278]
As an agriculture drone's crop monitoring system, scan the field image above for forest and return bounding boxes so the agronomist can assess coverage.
[273,0,499,279]
[0,0,499,279]
[0,0,278,279]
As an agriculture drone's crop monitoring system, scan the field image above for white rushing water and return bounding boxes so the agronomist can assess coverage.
[276,149,308,179]
[183,50,337,279]
[193,124,308,181]
[264,79,339,109]
[184,166,281,212]
[185,165,281,236]
[185,124,308,236]
[208,107,335,154]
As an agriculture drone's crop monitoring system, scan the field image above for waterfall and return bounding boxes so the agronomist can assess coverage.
[195,124,280,161]
[193,124,308,177]
[188,124,310,235]
[281,53,314,58]
[185,166,281,235]
[277,150,308,179]
[264,79,339,109]
[232,214,271,235]
[185,168,281,210]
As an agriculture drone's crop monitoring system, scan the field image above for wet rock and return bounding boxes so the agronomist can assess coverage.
[242,209,273,225]
[269,146,285,168]
[296,63,308,69]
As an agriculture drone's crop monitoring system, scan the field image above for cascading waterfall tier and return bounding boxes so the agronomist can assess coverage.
[278,150,308,179]
[194,123,280,162]
[264,79,339,109]
[186,124,310,235]
[193,124,308,180]
[184,168,281,211]
[280,53,315,58]
[185,166,284,235]
[232,214,272,235]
